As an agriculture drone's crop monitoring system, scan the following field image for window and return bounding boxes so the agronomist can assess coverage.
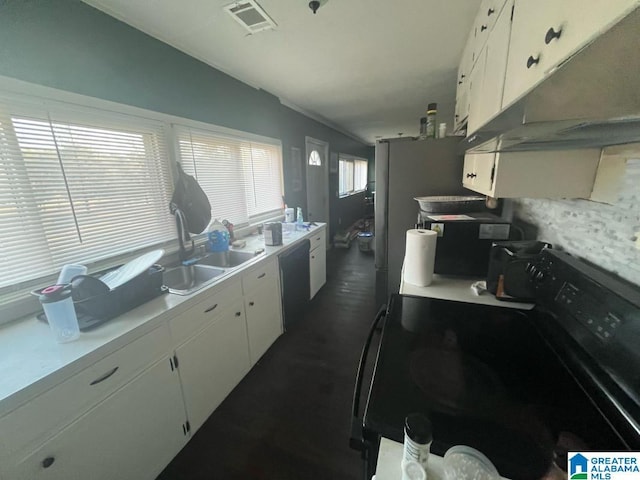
[338,155,368,196]
[308,150,321,166]
[175,126,283,227]
[0,96,174,289]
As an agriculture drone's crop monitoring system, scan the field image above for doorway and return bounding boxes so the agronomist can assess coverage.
[305,137,329,224]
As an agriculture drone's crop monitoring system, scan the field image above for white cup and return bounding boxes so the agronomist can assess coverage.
[57,264,87,284]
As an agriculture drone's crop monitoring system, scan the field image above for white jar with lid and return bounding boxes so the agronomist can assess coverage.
[403,413,433,470]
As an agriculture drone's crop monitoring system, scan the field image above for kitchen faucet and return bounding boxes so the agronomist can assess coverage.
[174,208,195,261]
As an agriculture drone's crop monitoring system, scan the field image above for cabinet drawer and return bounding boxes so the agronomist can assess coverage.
[169,279,243,345]
[0,325,172,459]
[309,228,326,252]
[241,258,279,295]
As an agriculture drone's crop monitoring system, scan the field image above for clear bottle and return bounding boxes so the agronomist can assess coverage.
[296,207,304,225]
[426,103,437,138]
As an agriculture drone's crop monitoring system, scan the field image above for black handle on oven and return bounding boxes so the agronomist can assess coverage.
[349,305,387,452]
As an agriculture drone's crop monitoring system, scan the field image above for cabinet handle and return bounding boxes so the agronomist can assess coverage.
[460,74,466,79]
[544,26,562,44]
[204,303,218,313]
[235,311,241,317]
[312,255,316,259]
[316,237,321,241]
[466,173,477,179]
[257,273,266,279]
[90,366,119,386]
[42,456,55,468]
[526,55,540,69]
[249,301,255,306]
[458,81,463,85]
[480,24,488,32]
[487,7,495,16]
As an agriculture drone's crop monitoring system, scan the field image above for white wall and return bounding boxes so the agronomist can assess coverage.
[513,158,640,286]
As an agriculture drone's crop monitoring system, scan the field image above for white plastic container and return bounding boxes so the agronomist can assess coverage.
[442,445,499,480]
[57,264,87,284]
[285,207,295,223]
[403,413,433,470]
[39,284,80,343]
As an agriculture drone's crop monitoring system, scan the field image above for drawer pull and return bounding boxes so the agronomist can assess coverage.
[249,301,255,306]
[257,273,266,279]
[545,26,562,44]
[235,311,242,317]
[312,255,315,259]
[90,366,119,386]
[526,55,540,69]
[205,303,218,313]
[480,24,487,32]
[42,456,55,468]
[487,7,495,16]
[466,173,477,179]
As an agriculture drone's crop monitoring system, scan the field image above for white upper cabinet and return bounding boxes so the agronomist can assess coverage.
[468,0,513,135]
[502,0,639,108]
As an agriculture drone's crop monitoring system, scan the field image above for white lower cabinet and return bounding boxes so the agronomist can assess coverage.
[309,245,326,300]
[174,298,250,433]
[5,357,186,480]
[244,281,282,365]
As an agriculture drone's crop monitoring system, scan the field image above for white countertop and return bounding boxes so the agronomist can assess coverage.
[0,223,325,417]
[375,437,509,480]
[400,274,534,310]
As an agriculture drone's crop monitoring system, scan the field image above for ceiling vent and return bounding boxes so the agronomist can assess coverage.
[224,1,277,34]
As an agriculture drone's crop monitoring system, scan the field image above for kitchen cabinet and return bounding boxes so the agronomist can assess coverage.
[4,357,186,480]
[462,149,601,198]
[467,0,513,135]
[174,297,250,434]
[471,0,508,63]
[242,258,283,365]
[309,227,326,300]
[0,325,173,465]
[502,0,639,108]
[454,35,473,130]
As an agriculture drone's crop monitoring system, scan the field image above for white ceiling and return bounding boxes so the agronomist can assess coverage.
[82,0,480,144]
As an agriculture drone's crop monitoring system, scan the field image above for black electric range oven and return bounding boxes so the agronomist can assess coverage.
[351,250,640,480]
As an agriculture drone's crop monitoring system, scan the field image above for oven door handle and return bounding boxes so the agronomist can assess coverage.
[349,304,387,452]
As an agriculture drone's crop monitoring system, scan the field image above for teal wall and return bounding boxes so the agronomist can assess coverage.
[0,0,373,237]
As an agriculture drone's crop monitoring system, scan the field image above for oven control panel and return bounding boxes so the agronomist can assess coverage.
[555,282,622,343]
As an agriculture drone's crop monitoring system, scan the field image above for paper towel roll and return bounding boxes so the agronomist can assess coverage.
[403,229,437,287]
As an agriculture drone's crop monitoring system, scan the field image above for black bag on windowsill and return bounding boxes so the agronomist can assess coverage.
[169,162,211,234]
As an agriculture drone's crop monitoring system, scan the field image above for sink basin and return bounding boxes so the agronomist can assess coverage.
[196,250,260,268]
[164,264,226,295]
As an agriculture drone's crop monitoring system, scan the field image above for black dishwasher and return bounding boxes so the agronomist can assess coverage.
[279,239,310,330]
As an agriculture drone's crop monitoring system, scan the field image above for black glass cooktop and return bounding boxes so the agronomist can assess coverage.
[363,294,623,480]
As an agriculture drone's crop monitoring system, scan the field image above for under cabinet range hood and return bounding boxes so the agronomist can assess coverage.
[464,6,640,154]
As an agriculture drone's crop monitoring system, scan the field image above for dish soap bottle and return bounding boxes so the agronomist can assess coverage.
[207,218,229,252]
[296,207,304,227]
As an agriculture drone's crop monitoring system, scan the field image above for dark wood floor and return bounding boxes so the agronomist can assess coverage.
[157,245,378,480]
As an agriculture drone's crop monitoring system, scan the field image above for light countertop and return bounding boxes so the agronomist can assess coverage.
[374,437,509,480]
[0,223,325,417]
[400,274,534,310]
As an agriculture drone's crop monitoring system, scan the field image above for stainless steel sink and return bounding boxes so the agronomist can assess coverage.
[196,250,260,268]
[163,264,226,295]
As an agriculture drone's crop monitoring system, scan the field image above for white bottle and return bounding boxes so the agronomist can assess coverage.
[403,414,432,470]
[285,207,295,223]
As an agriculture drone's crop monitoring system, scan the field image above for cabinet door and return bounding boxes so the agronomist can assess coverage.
[245,283,282,365]
[6,358,186,480]
[466,46,487,135]
[503,0,639,108]
[454,34,474,129]
[309,246,326,300]
[175,299,250,433]
[462,153,496,196]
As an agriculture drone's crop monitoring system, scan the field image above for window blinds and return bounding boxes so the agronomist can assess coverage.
[339,155,368,195]
[0,96,174,288]
[175,125,283,227]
